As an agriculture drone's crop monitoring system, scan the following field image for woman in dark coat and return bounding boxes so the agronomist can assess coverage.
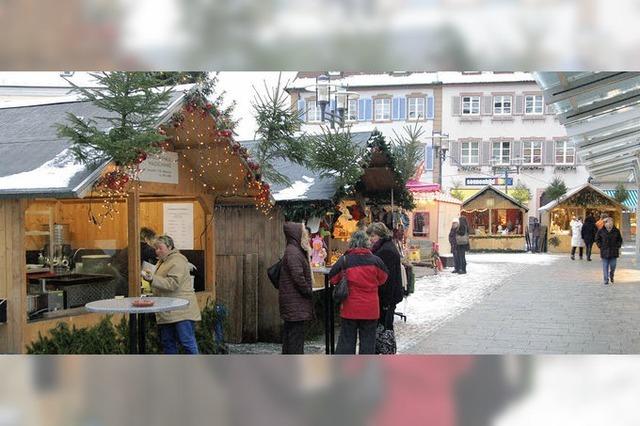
[449,219,460,273]
[278,222,314,354]
[367,222,403,331]
[595,217,623,285]
[456,216,470,274]
[581,215,597,261]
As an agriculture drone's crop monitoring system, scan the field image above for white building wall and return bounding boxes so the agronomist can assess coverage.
[441,81,590,217]
[298,87,436,182]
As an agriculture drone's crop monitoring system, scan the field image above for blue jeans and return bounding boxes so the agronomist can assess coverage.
[159,320,199,354]
[602,257,617,283]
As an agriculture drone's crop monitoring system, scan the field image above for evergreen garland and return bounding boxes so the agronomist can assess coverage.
[614,183,630,204]
[566,188,614,207]
[279,200,334,223]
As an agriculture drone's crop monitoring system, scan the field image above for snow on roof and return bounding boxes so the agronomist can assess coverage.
[272,175,315,201]
[287,72,535,90]
[0,71,100,88]
[539,183,623,212]
[0,149,86,191]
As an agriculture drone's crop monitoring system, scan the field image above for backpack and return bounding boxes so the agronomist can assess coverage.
[267,259,282,289]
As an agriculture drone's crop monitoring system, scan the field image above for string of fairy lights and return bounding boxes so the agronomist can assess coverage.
[87,100,274,227]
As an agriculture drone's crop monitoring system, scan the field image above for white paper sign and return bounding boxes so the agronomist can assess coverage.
[139,151,179,184]
[163,203,194,250]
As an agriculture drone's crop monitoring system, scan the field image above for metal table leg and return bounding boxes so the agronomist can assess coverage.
[129,313,138,354]
[138,314,146,354]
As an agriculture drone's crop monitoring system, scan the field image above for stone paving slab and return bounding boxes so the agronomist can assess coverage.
[407,247,640,354]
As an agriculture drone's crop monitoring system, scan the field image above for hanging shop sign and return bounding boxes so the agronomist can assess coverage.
[465,177,513,187]
[139,151,179,184]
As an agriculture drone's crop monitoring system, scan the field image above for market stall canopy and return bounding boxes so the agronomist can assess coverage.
[533,72,640,183]
[0,88,186,198]
[406,180,440,193]
[239,131,373,203]
[539,183,626,212]
[462,185,529,212]
[603,189,638,211]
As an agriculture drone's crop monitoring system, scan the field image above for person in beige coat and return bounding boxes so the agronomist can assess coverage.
[142,235,201,354]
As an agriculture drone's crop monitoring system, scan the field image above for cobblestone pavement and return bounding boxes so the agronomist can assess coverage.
[406,245,640,354]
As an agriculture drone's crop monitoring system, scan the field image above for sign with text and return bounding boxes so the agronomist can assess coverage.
[139,151,179,184]
[465,177,513,187]
[163,203,194,250]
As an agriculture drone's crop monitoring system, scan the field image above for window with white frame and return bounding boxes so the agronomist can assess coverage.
[306,100,322,123]
[407,97,425,120]
[493,95,512,115]
[555,140,575,164]
[461,141,479,165]
[461,96,480,115]
[346,98,358,121]
[492,141,511,164]
[374,98,391,121]
[522,140,542,164]
[525,95,544,115]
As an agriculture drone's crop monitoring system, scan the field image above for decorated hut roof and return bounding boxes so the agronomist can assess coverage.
[539,183,625,212]
[462,185,529,212]
[0,89,186,198]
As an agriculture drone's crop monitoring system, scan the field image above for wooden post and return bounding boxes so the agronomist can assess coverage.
[127,187,141,297]
[0,199,27,353]
[198,195,215,297]
[489,208,493,235]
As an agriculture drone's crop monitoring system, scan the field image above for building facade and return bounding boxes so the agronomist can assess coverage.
[288,72,591,218]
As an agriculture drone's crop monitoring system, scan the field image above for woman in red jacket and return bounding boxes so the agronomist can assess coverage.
[329,230,389,354]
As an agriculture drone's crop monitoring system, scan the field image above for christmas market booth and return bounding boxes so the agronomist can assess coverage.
[223,130,413,343]
[406,177,462,262]
[0,87,271,353]
[539,183,625,254]
[461,185,528,252]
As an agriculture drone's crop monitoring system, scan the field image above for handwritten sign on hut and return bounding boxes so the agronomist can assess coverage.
[139,151,179,184]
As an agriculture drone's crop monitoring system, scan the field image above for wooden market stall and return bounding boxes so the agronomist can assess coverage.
[539,183,625,254]
[406,181,462,260]
[0,91,269,353]
[461,185,528,252]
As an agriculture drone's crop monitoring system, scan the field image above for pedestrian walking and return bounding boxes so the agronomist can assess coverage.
[455,216,470,274]
[366,222,403,331]
[329,231,388,354]
[570,216,585,260]
[581,214,597,261]
[449,219,460,273]
[278,222,314,354]
[595,217,623,285]
[141,235,201,354]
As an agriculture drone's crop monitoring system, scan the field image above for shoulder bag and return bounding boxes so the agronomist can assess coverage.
[333,255,349,303]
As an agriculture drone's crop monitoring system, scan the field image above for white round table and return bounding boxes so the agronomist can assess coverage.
[86,297,189,354]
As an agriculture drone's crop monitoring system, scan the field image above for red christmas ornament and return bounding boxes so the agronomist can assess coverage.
[218,129,232,138]
[262,182,270,191]
[134,151,147,164]
[158,128,166,136]
[205,102,212,110]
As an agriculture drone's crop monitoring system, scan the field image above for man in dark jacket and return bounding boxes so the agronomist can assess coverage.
[367,222,403,331]
[595,217,623,285]
[279,222,314,354]
[449,219,460,273]
[456,216,471,273]
[581,215,597,261]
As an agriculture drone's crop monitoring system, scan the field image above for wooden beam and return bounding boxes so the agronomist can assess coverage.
[127,187,141,297]
[206,196,216,296]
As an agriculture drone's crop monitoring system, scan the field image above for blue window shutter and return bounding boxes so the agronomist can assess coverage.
[358,99,366,121]
[297,99,306,121]
[426,145,434,171]
[365,99,373,120]
[392,97,399,120]
[399,98,406,119]
[427,96,434,119]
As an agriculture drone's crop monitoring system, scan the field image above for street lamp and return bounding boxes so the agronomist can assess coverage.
[431,130,449,187]
[491,157,523,194]
[307,74,359,129]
